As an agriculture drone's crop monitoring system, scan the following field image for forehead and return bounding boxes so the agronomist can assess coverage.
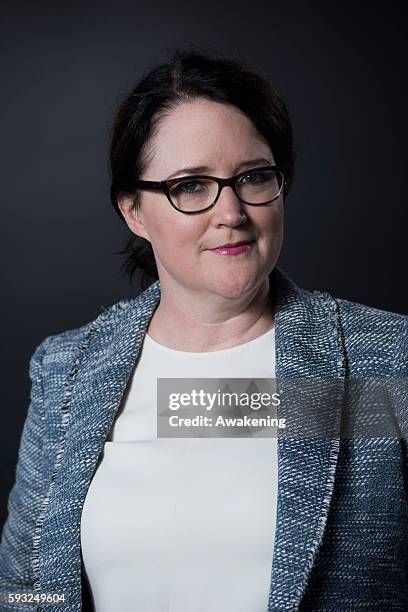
[145,99,272,174]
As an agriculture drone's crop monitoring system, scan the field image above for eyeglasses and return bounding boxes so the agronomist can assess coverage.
[132,165,287,214]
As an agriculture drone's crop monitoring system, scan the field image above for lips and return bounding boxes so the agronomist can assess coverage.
[209,240,254,250]
[208,240,255,256]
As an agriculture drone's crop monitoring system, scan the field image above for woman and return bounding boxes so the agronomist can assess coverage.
[0,48,407,612]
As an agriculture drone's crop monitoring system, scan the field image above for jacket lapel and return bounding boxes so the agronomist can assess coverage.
[268,267,345,610]
[37,280,162,593]
[37,266,345,611]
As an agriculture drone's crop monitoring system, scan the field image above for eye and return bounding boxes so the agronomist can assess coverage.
[172,179,204,195]
[239,170,269,184]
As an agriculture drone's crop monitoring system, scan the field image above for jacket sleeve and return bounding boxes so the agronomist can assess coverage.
[0,336,52,595]
[392,315,408,467]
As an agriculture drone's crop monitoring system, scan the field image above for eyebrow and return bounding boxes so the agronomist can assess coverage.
[165,158,273,180]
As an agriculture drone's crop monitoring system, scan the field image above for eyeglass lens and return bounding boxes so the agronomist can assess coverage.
[168,168,284,212]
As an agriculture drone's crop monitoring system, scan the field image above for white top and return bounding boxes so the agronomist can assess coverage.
[80,326,278,612]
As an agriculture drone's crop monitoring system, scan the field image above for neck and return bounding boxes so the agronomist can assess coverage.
[147,275,275,352]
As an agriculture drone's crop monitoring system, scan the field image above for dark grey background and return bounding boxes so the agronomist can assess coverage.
[1,0,407,527]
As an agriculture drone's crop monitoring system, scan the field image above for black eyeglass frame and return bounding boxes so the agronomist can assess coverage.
[132,164,288,214]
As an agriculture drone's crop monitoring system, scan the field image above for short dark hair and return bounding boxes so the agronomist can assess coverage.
[109,46,296,289]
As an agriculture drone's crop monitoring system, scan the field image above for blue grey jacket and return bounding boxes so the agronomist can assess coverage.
[0,266,407,611]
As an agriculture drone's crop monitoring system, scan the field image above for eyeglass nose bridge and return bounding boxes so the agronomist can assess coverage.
[211,175,247,207]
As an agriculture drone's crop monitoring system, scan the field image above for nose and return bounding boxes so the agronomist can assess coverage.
[212,184,248,226]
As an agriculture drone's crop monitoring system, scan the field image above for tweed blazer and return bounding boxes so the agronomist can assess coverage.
[0,265,407,612]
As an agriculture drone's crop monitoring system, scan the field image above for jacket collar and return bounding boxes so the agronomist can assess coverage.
[36,265,345,610]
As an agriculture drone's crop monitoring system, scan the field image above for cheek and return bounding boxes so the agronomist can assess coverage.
[155,220,202,246]
[146,208,207,261]
[252,204,284,243]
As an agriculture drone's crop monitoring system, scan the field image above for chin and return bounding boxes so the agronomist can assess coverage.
[206,269,262,298]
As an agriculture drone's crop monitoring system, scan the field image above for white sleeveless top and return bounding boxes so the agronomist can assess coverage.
[80,326,278,612]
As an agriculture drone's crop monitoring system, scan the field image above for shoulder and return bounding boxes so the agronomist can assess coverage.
[29,280,161,374]
[331,295,407,377]
[29,297,136,377]
[333,295,406,342]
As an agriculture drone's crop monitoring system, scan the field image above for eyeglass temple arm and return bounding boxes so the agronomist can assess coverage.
[133,179,166,190]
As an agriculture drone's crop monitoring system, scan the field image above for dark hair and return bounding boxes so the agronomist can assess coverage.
[109,46,296,290]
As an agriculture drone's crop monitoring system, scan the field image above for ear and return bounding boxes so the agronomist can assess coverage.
[117,193,151,242]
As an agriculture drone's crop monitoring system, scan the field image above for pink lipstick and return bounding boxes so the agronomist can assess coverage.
[208,240,255,256]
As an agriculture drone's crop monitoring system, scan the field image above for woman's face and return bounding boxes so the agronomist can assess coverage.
[118,98,284,299]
